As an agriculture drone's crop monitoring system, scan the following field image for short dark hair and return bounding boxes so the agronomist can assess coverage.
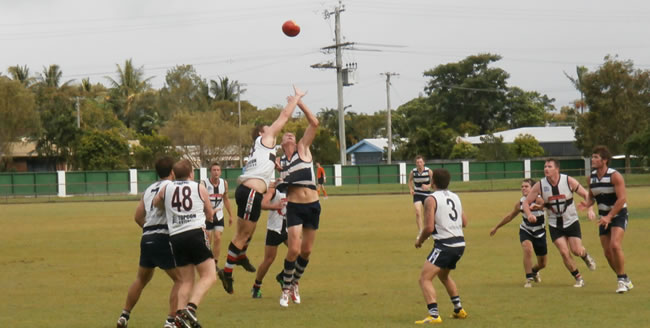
[545,158,560,169]
[433,168,451,190]
[522,178,536,187]
[251,125,264,141]
[154,156,174,179]
[173,159,193,180]
[210,162,221,169]
[592,145,612,165]
[415,155,424,161]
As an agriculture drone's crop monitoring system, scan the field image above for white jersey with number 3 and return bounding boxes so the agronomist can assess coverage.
[164,180,206,236]
[431,190,465,247]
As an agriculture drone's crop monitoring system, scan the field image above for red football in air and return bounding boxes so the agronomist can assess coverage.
[282,20,300,37]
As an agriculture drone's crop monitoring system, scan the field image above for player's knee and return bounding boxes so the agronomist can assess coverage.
[610,241,622,253]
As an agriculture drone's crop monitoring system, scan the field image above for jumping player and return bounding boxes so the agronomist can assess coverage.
[218,86,305,294]
[490,179,547,287]
[415,168,468,324]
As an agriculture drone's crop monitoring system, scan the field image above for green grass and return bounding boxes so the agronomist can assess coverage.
[1,188,649,327]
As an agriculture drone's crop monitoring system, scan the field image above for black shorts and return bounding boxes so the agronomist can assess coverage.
[139,233,176,270]
[235,185,263,222]
[169,228,213,267]
[413,194,429,204]
[205,217,224,231]
[427,244,464,270]
[318,177,325,185]
[287,201,321,229]
[519,229,548,256]
[549,221,582,241]
[266,228,288,247]
[599,208,628,236]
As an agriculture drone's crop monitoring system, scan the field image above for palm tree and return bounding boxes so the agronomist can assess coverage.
[39,64,74,88]
[564,66,588,114]
[105,59,153,117]
[209,76,242,101]
[8,65,34,86]
[80,77,92,93]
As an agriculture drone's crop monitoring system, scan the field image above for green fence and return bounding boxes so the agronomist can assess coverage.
[0,172,58,196]
[66,171,130,195]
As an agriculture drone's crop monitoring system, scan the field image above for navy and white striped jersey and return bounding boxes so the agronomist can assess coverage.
[431,190,465,248]
[164,180,206,236]
[412,167,433,196]
[540,174,578,228]
[590,168,627,216]
[203,177,225,221]
[238,136,277,189]
[142,180,172,236]
[278,152,317,192]
[519,196,545,237]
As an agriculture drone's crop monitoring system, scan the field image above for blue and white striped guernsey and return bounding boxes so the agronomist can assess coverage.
[519,196,545,237]
[590,168,627,216]
[278,152,317,192]
[412,167,432,196]
[142,180,172,236]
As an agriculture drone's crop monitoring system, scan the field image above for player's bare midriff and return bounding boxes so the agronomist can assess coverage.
[242,178,268,195]
[287,185,319,203]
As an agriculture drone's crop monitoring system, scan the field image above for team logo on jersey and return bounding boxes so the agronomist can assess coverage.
[543,186,550,192]
[547,195,568,214]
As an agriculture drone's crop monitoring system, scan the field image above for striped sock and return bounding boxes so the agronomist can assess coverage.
[237,237,252,261]
[571,270,581,280]
[450,296,462,312]
[283,259,296,289]
[294,256,309,283]
[225,242,240,277]
[427,303,439,318]
[253,279,262,289]
[120,310,130,320]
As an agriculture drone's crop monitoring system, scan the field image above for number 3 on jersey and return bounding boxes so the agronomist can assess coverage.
[446,198,458,221]
[171,186,193,211]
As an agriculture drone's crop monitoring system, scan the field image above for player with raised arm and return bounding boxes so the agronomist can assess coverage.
[116,157,179,328]
[153,160,215,328]
[250,180,288,298]
[490,179,547,288]
[218,86,305,295]
[522,158,596,288]
[415,168,468,324]
[409,156,434,235]
[201,163,233,272]
[578,146,633,293]
[277,96,320,307]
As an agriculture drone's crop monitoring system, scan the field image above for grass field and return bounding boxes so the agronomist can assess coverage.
[1,187,649,327]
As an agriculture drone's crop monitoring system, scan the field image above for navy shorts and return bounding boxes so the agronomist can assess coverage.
[549,221,582,241]
[139,233,176,270]
[599,208,628,236]
[427,244,464,270]
[287,201,321,229]
[519,229,548,256]
[413,194,429,204]
[205,217,224,231]
[169,228,213,267]
[318,177,325,185]
[235,185,263,223]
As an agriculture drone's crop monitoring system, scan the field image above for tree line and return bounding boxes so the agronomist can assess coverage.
[1,54,648,171]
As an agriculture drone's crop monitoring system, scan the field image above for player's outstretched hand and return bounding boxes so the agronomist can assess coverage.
[293,85,307,98]
[587,207,596,221]
[527,214,537,224]
[489,227,497,236]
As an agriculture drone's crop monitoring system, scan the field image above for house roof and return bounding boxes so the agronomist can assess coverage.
[1,141,39,157]
[459,126,576,144]
[346,138,385,154]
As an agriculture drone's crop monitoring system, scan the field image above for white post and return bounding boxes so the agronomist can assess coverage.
[334,164,342,187]
[57,171,66,197]
[200,167,208,182]
[129,169,138,195]
[462,161,470,182]
[524,159,531,179]
[584,157,591,177]
[399,162,407,184]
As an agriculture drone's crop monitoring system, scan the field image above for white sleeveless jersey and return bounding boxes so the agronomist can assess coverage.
[142,180,172,236]
[540,174,578,228]
[164,180,206,236]
[431,190,465,247]
[238,136,277,189]
[203,177,225,221]
[266,190,287,234]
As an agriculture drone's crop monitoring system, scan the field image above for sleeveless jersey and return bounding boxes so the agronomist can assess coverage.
[203,177,225,221]
[277,152,317,192]
[164,180,206,236]
[238,136,277,189]
[540,174,578,228]
[267,190,287,234]
[412,167,433,196]
[142,180,172,236]
[430,190,465,248]
[519,195,545,237]
[590,168,627,216]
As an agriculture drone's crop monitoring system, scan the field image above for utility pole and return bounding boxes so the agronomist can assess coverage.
[334,2,346,165]
[75,97,81,128]
[236,82,243,168]
[381,72,398,164]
